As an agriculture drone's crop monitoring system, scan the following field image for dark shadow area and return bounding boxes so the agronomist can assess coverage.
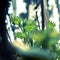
[19,13,28,19]
[0,0,15,60]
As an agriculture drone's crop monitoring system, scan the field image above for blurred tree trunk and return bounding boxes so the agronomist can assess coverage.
[58,0,60,31]
[26,0,30,19]
[40,0,49,48]
[41,0,49,30]
[56,0,60,31]
[12,0,16,16]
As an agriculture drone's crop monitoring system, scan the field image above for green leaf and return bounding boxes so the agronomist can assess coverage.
[24,25,36,32]
[24,20,37,32]
[49,32,60,41]
[11,16,21,25]
[26,20,35,25]
[15,32,26,38]
[13,45,55,60]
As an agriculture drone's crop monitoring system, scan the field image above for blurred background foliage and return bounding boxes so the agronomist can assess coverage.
[10,16,60,60]
[7,0,60,60]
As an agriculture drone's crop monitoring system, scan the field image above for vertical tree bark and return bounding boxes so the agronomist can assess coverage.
[56,0,60,31]
[41,0,49,30]
[40,0,49,48]
[12,0,16,16]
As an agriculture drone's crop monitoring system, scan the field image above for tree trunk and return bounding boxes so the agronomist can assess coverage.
[12,0,16,16]
[41,0,49,30]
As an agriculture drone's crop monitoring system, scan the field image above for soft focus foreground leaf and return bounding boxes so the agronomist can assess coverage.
[13,40,54,60]
[57,50,60,55]
[48,39,57,47]
[48,32,60,46]
[30,30,46,43]
[58,57,60,60]
[49,32,59,38]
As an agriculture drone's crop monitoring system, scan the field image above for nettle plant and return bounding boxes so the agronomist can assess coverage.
[11,16,60,59]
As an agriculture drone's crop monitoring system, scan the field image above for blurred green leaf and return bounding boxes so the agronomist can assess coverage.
[58,56,60,60]
[48,32,60,47]
[30,30,46,43]
[48,39,57,47]
[49,32,60,40]
[57,50,60,55]
[46,21,55,31]
[14,45,54,60]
